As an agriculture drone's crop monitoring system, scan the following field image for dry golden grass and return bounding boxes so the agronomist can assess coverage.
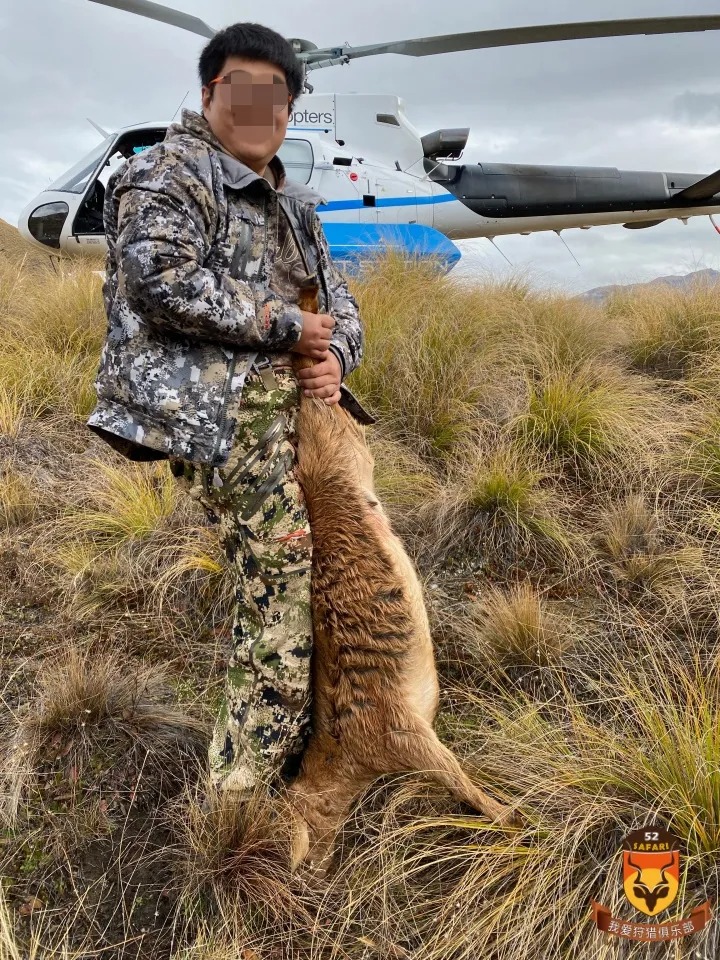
[2,644,208,823]
[0,219,57,276]
[2,249,720,958]
[511,359,676,480]
[465,581,575,667]
[310,632,718,960]
[0,461,37,529]
[607,277,720,376]
[171,787,315,951]
[0,255,104,424]
[592,493,705,602]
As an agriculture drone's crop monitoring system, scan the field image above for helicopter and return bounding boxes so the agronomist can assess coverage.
[18,1,720,272]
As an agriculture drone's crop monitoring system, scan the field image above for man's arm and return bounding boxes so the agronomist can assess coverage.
[312,212,364,379]
[114,141,304,350]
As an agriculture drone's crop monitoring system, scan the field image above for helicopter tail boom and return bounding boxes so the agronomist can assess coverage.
[425,159,720,228]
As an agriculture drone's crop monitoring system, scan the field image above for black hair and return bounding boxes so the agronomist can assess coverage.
[199,22,304,111]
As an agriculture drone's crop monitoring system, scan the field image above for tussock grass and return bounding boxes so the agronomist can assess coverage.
[320,639,718,960]
[423,439,582,573]
[2,644,208,822]
[32,457,180,612]
[608,280,720,376]
[0,386,35,439]
[458,441,576,554]
[3,250,720,958]
[466,582,575,667]
[24,456,233,623]
[0,259,103,422]
[512,360,670,475]
[370,435,444,515]
[56,458,179,544]
[677,410,720,497]
[172,787,313,950]
[0,462,36,529]
[593,493,705,597]
[348,255,521,458]
[595,492,660,559]
[510,291,625,370]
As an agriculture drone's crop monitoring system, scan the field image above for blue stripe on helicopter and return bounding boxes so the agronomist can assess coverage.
[321,222,461,272]
[317,194,457,211]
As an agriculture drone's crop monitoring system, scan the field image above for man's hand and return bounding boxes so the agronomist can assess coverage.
[296,351,343,405]
[290,310,335,360]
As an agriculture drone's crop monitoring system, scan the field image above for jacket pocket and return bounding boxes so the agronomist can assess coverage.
[209,199,266,282]
[97,319,232,431]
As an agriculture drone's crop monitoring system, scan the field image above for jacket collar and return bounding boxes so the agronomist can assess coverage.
[167,108,325,206]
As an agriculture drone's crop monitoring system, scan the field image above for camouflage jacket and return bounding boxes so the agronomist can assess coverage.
[86,108,365,467]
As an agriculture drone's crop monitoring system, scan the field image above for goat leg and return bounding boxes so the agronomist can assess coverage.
[383,719,516,825]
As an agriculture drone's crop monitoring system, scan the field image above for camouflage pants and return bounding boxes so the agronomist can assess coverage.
[172,355,313,797]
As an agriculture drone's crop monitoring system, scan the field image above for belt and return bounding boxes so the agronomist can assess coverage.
[252,354,281,392]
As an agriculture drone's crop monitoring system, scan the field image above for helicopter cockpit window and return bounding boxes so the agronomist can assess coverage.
[95,130,167,190]
[277,139,314,185]
[72,128,168,236]
[48,137,115,194]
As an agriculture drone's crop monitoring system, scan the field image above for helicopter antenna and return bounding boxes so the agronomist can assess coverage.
[487,237,513,266]
[172,90,190,122]
[554,229,581,267]
[86,118,111,138]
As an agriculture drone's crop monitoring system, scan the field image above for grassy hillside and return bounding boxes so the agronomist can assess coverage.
[1,244,719,959]
[0,219,58,274]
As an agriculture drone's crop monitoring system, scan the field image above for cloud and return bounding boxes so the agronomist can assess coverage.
[5,0,720,291]
[673,91,720,127]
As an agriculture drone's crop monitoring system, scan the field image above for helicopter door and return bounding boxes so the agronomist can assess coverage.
[276,138,315,186]
[374,174,418,225]
[71,128,167,249]
[358,176,379,224]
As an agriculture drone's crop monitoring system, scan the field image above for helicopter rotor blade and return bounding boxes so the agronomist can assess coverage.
[302,15,720,65]
[88,0,216,39]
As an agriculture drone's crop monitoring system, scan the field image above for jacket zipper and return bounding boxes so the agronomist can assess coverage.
[312,216,331,314]
[211,217,256,463]
[211,197,321,463]
[261,194,269,274]
[211,353,237,464]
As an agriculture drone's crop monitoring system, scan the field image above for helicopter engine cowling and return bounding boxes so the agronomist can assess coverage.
[421,128,469,161]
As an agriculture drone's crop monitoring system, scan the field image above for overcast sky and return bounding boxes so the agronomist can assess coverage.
[3,0,720,291]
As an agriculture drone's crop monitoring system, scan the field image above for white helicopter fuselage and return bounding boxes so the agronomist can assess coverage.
[18,93,720,262]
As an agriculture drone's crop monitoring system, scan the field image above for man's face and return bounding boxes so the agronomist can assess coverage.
[201,56,290,173]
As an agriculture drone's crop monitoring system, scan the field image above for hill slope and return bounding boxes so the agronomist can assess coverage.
[0,218,59,272]
[0,255,718,959]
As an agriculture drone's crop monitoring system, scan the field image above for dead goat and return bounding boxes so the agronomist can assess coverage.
[284,277,516,872]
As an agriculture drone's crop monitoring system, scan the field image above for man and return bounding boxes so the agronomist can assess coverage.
[86,22,369,800]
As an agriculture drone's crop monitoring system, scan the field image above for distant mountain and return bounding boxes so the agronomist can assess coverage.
[584,268,720,302]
